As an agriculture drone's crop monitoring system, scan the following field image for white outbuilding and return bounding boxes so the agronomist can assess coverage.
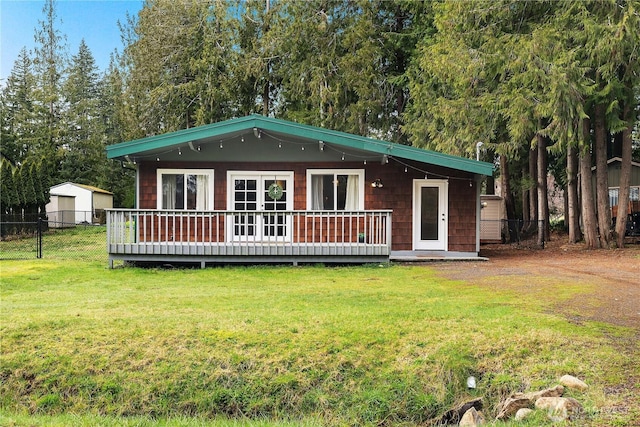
[47,182,113,224]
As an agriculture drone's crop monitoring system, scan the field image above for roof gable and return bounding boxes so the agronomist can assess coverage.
[107,115,493,176]
[50,182,113,195]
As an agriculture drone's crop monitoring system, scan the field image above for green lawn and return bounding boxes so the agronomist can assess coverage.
[0,255,636,426]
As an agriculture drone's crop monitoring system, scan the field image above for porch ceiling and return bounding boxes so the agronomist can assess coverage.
[106,114,494,176]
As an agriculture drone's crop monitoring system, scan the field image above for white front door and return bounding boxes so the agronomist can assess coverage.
[228,172,293,242]
[413,179,448,250]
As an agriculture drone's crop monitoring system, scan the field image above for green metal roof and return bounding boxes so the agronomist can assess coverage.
[107,114,493,176]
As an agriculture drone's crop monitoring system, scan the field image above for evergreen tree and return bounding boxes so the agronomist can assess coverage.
[32,0,67,182]
[102,57,135,207]
[1,48,39,163]
[60,40,105,185]
[121,0,235,136]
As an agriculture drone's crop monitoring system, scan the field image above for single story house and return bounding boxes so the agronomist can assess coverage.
[105,115,493,267]
[47,182,114,224]
[595,157,640,216]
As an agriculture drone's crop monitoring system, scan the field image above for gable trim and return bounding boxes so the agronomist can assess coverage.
[107,115,493,176]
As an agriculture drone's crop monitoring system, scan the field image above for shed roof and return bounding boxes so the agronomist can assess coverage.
[107,115,493,176]
[50,182,113,195]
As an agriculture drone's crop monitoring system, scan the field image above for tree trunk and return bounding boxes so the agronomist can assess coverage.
[594,103,611,247]
[500,154,517,242]
[580,117,599,249]
[537,133,549,247]
[522,164,530,227]
[567,144,581,243]
[615,104,633,248]
[528,145,538,232]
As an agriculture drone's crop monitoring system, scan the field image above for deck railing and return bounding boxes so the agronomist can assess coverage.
[106,209,392,259]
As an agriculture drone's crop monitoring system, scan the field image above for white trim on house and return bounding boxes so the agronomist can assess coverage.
[305,169,365,210]
[156,168,215,210]
[412,179,448,251]
[226,171,295,242]
[591,157,640,170]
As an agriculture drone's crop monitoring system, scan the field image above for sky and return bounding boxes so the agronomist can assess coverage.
[1,0,143,83]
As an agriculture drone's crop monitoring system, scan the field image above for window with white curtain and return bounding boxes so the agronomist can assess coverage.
[157,169,214,210]
[609,186,640,206]
[306,169,364,210]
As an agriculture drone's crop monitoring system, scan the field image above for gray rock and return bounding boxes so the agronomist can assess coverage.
[535,396,583,422]
[522,385,565,401]
[496,385,565,420]
[437,398,483,425]
[459,407,485,426]
[514,408,534,421]
[496,397,530,420]
[559,374,588,391]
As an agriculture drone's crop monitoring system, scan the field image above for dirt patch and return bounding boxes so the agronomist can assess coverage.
[430,238,640,426]
[432,238,640,330]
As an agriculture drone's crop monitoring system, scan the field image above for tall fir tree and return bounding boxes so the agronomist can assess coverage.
[0,48,38,163]
[60,39,106,185]
[32,0,67,182]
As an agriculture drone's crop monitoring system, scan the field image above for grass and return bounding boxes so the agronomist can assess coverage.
[0,230,637,426]
[0,225,107,261]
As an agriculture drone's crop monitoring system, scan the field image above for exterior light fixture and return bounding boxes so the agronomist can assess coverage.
[253,127,261,138]
[319,141,324,151]
[371,179,383,188]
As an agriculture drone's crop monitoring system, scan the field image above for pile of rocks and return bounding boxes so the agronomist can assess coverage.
[452,374,588,426]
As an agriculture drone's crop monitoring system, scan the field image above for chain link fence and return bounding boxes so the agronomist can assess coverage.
[0,216,107,262]
[3,216,553,262]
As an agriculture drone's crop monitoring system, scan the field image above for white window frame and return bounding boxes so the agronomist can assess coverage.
[226,171,294,242]
[306,169,365,211]
[156,168,215,210]
[226,171,294,211]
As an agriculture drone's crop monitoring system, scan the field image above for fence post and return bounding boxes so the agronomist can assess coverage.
[37,218,43,258]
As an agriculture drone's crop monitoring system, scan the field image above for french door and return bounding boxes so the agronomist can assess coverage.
[412,179,448,250]
[228,172,293,242]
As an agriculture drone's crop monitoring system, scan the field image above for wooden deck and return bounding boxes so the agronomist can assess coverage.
[106,209,392,267]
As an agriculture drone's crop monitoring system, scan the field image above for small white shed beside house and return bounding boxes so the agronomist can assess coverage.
[480,195,505,243]
[47,182,113,224]
[46,194,76,228]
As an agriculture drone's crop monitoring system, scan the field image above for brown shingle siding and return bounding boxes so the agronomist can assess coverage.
[136,160,479,252]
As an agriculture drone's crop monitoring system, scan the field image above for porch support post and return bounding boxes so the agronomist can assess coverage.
[387,212,393,254]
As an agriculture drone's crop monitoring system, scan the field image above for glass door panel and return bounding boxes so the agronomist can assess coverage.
[233,178,258,239]
[262,179,288,239]
[420,187,439,240]
[413,180,447,250]
[229,173,293,242]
